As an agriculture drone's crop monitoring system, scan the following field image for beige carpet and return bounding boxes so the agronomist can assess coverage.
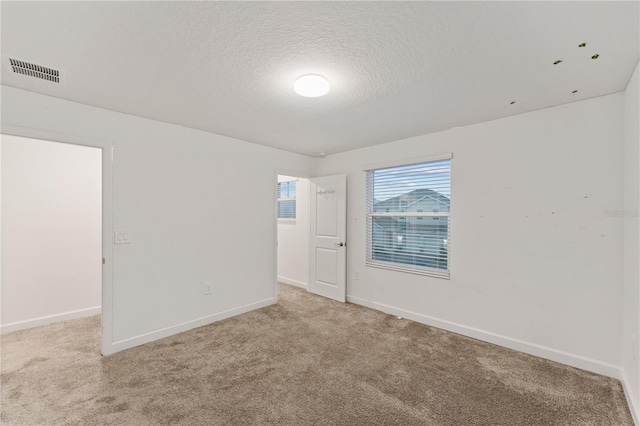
[1,284,633,425]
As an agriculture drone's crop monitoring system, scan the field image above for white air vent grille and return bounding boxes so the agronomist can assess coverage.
[9,58,60,83]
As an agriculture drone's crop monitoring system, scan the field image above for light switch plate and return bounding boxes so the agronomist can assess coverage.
[114,229,131,244]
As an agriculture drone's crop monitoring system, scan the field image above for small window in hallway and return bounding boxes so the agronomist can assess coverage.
[278,180,297,219]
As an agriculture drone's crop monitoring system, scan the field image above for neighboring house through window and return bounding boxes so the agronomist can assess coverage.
[278,180,297,219]
[366,156,451,278]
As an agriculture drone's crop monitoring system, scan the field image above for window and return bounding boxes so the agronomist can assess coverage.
[366,157,451,278]
[277,180,297,219]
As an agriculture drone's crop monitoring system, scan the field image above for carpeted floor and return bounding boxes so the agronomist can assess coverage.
[1,284,633,425]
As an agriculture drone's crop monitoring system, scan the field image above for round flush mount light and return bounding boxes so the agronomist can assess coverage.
[294,74,330,97]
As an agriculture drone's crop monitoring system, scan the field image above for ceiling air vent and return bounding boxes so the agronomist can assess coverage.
[8,58,60,83]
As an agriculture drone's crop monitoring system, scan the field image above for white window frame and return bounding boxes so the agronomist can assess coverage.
[277,180,297,220]
[365,154,452,279]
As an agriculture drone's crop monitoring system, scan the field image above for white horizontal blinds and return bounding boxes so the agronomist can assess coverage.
[277,181,297,219]
[366,159,451,276]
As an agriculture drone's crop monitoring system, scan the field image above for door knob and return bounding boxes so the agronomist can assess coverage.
[335,242,345,247]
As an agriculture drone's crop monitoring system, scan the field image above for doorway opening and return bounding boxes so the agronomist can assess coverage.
[275,172,347,303]
[1,130,112,355]
[276,174,311,294]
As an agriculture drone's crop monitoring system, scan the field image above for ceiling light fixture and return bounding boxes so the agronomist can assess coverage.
[294,74,330,97]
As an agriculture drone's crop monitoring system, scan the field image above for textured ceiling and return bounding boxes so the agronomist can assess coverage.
[1,1,638,156]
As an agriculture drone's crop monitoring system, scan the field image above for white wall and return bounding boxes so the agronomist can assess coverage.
[1,86,315,353]
[622,62,640,422]
[277,175,310,289]
[318,93,625,377]
[1,136,102,333]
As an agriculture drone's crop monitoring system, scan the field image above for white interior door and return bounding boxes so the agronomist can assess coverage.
[309,174,347,302]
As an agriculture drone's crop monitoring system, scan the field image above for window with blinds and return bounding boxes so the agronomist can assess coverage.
[366,157,451,278]
[277,181,297,219]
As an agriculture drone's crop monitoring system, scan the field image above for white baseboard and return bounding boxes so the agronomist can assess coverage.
[347,296,621,379]
[104,297,276,355]
[347,294,374,308]
[277,276,308,290]
[1,306,101,335]
[621,370,639,426]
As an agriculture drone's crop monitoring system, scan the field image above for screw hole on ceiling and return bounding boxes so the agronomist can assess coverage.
[510,101,515,105]
[579,42,586,48]
[572,90,578,94]
[591,54,599,60]
[553,60,563,65]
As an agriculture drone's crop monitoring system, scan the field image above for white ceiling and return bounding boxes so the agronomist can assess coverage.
[1,1,638,156]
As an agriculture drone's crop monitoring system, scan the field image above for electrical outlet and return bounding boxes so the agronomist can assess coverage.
[204,282,213,295]
[114,229,131,244]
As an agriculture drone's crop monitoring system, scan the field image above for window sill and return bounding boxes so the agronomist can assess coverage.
[365,261,450,279]
[278,219,297,224]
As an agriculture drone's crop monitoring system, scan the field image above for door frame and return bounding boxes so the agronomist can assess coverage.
[273,168,312,300]
[1,124,114,355]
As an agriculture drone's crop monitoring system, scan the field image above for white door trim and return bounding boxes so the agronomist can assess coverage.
[1,124,114,355]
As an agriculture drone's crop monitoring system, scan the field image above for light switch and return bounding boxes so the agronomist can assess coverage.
[114,229,131,244]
